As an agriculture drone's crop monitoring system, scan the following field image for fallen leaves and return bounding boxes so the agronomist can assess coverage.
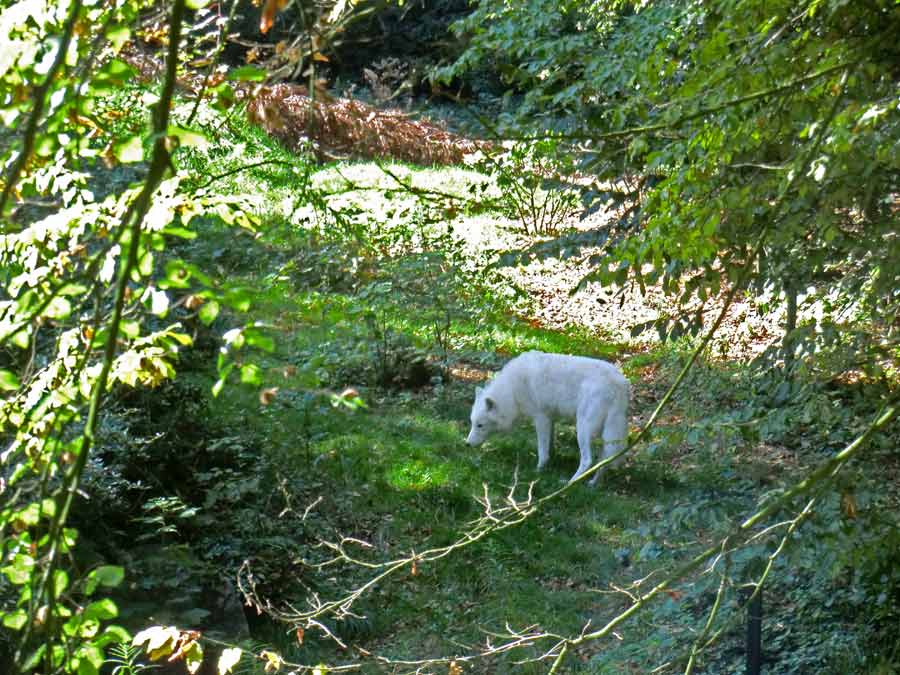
[246,84,489,166]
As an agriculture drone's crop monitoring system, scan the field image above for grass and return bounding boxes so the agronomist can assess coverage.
[85,86,900,674]
[194,250,696,670]
[197,265,754,672]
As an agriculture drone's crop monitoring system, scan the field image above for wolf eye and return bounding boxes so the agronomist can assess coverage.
[477,423,484,429]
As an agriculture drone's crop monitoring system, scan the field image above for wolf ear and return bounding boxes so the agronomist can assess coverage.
[475,386,483,397]
[485,396,496,411]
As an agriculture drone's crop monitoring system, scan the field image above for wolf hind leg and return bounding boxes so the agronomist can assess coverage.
[571,399,607,484]
[534,414,554,470]
[601,394,629,471]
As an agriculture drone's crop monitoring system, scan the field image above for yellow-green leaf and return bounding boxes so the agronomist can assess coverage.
[133,625,180,658]
[105,25,131,51]
[0,369,20,391]
[46,297,72,320]
[168,126,209,150]
[240,363,261,386]
[113,136,144,163]
[2,609,27,630]
[227,65,266,82]
[217,647,242,674]
[185,640,204,674]
[199,300,220,326]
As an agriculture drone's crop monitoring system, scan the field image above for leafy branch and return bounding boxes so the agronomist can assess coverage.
[478,59,855,146]
[7,1,188,671]
[0,0,83,217]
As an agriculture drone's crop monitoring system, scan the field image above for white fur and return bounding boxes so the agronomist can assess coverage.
[466,351,630,484]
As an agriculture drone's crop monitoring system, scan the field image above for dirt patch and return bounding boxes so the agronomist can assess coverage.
[490,213,787,362]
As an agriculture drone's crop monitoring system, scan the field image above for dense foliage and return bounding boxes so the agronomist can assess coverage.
[443,0,899,365]
[0,0,268,671]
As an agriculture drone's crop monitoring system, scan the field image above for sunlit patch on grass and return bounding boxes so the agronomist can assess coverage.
[449,362,492,383]
[386,459,451,490]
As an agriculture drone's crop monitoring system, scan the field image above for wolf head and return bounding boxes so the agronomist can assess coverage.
[466,385,510,446]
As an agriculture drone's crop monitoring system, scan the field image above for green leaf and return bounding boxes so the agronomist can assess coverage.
[185,640,204,674]
[61,529,77,553]
[76,655,99,675]
[84,599,118,621]
[227,65,267,82]
[105,25,131,51]
[168,125,210,150]
[186,0,209,8]
[113,136,144,163]
[2,609,28,630]
[165,329,193,346]
[79,618,100,638]
[11,330,30,349]
[138,250,154,277]
[163,260,192,289]
[17,498,57,525]
[199,300,220,326]
[0,554,34,586]
[120,320,140,339]
[162,225,197,239]
[45,297,72,320]
[21,645,46,671]
[59,283,89,296]
[35,134,56,157]
[244,328,274,352]
[94,566,125,587]
[52,569,69,597]
[0,369,20,391]
[99,58,136,80]
[240,363,262,386]
[224,288,252,312]
[63,614,82,637]
[211,83,236,112]
[95,624,132,647]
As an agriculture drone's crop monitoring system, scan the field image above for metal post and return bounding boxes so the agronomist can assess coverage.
[746,586,762,675]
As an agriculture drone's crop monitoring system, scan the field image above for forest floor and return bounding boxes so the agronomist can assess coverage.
[89,83,897,675]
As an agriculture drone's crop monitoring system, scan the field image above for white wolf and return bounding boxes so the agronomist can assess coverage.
[466,351,630,484]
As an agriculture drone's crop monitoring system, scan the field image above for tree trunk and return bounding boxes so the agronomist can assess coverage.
[783,281,798,376]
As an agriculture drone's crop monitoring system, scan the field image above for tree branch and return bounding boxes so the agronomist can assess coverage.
[0,0,84,217]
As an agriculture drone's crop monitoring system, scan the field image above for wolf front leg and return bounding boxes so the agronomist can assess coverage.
[533,414,554,470]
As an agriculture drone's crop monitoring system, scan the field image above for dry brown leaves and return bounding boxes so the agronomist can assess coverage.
[120,44,486,166]
[246,83,487,165]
